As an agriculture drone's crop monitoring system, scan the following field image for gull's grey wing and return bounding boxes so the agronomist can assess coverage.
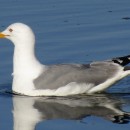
[33,61,121,90]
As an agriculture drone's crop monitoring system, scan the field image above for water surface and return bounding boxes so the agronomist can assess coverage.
[0,0,130,129]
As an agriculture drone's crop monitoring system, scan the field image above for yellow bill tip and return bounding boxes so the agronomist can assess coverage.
[0,33,6,38]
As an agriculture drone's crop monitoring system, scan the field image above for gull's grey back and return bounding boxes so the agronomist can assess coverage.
[33,61,120,90]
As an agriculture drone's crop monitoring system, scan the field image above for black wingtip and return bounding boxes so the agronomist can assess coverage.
[112,55,130,66]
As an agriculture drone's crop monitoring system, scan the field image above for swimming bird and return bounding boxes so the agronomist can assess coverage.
[0,23,130,96]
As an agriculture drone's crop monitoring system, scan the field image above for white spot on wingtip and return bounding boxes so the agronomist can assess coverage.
[117,59,123,63]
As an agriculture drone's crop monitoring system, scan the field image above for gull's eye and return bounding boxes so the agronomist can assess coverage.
[9,28,13,32]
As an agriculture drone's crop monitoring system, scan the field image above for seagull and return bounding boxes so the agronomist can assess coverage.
[0,23,130,96]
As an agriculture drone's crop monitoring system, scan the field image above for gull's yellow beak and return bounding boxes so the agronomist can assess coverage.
[0,33,6,38]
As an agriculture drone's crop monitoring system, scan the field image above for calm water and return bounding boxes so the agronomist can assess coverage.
[0,0,130,129]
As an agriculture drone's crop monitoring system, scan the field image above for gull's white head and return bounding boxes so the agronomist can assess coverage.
[0,23,35,46]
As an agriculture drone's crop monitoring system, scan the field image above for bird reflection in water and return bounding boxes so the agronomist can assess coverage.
[12,94,130,130]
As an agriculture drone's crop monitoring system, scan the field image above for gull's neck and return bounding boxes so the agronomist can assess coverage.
[13,40,44,77]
